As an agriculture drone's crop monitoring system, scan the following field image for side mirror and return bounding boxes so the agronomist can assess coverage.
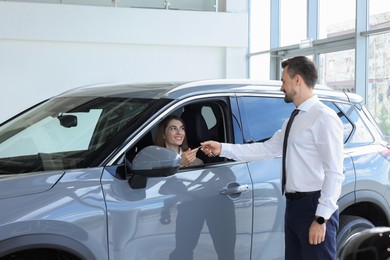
[128,146,181,189]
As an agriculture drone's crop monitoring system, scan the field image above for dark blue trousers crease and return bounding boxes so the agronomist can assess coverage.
[284,191,338,260]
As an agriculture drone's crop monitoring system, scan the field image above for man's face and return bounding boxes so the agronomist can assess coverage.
[280,67,297,104]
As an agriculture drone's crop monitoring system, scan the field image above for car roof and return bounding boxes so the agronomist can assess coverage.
[58,79,363,104]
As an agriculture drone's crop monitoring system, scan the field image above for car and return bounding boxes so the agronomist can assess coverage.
[338,227,390,260]
[0,79,389,260]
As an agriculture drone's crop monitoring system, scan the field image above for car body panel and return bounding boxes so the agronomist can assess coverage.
[341,155,356,199]
[351,144,390,216]
[0,171,63,199]
[0,168,107,259]
[102,163,253,260]
[247,159,285,260]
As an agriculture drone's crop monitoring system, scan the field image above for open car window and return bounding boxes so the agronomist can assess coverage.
[127,100,228,167]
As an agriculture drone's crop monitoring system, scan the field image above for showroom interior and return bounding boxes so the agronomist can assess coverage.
[0,0,389,141]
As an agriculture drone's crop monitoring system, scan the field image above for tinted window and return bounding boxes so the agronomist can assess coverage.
[323,101,353,144]
[336,103,375,146]
[239,97,294,142]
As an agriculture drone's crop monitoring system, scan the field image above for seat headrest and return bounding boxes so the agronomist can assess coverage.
[181,106,210,148]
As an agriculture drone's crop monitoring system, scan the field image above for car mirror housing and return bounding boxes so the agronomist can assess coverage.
[128,146,181,189]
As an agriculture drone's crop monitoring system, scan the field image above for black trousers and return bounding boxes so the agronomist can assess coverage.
[285,191,339,260]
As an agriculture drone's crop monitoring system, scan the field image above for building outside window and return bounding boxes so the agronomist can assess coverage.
[367,32,390,141]
[318,0,356,39]
[318,50,355,93]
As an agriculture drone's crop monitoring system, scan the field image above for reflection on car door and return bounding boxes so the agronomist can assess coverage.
[248,160,285,260]
[236,95,295,259]
[101,164,253,260]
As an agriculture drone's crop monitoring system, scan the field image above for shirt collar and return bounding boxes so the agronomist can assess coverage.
[297,95,318,112]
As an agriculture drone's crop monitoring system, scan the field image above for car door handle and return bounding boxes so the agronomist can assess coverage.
[220,184,249,195]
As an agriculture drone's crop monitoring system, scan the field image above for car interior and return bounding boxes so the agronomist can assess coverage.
[126,101,227,167]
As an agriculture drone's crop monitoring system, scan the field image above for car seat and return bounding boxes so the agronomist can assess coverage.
[181,105,211,163]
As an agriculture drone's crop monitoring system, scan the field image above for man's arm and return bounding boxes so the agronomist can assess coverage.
[201,129,284,162]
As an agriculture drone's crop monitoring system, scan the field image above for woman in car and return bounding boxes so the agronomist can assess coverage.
[155,115,203,168]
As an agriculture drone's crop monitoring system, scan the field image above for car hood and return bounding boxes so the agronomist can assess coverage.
[0,171,64,199]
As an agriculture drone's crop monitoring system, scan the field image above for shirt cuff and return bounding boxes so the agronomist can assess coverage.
[220,143,232,157]
[315,204,337,220]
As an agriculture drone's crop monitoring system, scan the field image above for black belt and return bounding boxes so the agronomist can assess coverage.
[285,191,320,201]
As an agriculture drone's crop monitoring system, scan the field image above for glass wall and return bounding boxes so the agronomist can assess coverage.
[248,0,390,141]
[369,0,390,29]
[318,50,355,92]
[280,0,306,46]
[0,0,220,11]
[367,1,390,140]
[249,0,270,53]
[318,0,356,39]
[249,54,271,80]
[367,32,390,140]
[249,0,270,79]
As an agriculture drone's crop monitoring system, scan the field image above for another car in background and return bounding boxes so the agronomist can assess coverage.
[338,227,390,260]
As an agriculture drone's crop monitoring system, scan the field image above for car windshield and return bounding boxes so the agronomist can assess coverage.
[0,96,156,174]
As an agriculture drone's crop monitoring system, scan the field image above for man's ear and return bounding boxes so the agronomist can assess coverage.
[295,74,304,86]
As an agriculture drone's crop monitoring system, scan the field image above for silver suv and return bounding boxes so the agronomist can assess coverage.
[0,80,389,260]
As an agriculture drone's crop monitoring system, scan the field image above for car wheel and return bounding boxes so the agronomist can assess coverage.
[1,249,79,260]
[336,215,375,253]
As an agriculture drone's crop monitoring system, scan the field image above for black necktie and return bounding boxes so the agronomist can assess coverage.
[282,109,299,194]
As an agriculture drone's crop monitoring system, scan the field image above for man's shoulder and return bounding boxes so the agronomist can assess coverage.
[312,100,336,115]
[308,101,341,125]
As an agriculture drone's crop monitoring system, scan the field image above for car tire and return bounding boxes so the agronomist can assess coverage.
[336,215,375,253]
[1,249,79,260]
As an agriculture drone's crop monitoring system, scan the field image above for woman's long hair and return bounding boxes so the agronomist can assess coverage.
[155,115,189,151]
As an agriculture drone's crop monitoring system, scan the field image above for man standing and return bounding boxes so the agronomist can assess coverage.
[201,56,344,259]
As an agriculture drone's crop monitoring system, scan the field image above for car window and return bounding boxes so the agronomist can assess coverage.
[323,101,353,144]
[201,106,217,130]
[0,97,157,174]
[239,97,294,142]
[128,101,228,167]
[332,102,375,146]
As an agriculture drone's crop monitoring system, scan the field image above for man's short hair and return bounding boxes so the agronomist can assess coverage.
[281,56,318,88]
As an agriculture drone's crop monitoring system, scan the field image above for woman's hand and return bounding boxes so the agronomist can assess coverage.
[180,148,199,167]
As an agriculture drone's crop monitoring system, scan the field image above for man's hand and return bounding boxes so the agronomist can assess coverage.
[200,141,221,157]
[309,220,326,245]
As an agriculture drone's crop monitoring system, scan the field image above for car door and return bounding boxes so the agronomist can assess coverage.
[336,102,390,212]
[101,97,254,260]
[236,95,294,260]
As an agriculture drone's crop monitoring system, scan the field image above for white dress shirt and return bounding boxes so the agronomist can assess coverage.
[221,95,345,219]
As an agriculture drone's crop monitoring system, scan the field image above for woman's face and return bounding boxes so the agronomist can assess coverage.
[164,119,185,148]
